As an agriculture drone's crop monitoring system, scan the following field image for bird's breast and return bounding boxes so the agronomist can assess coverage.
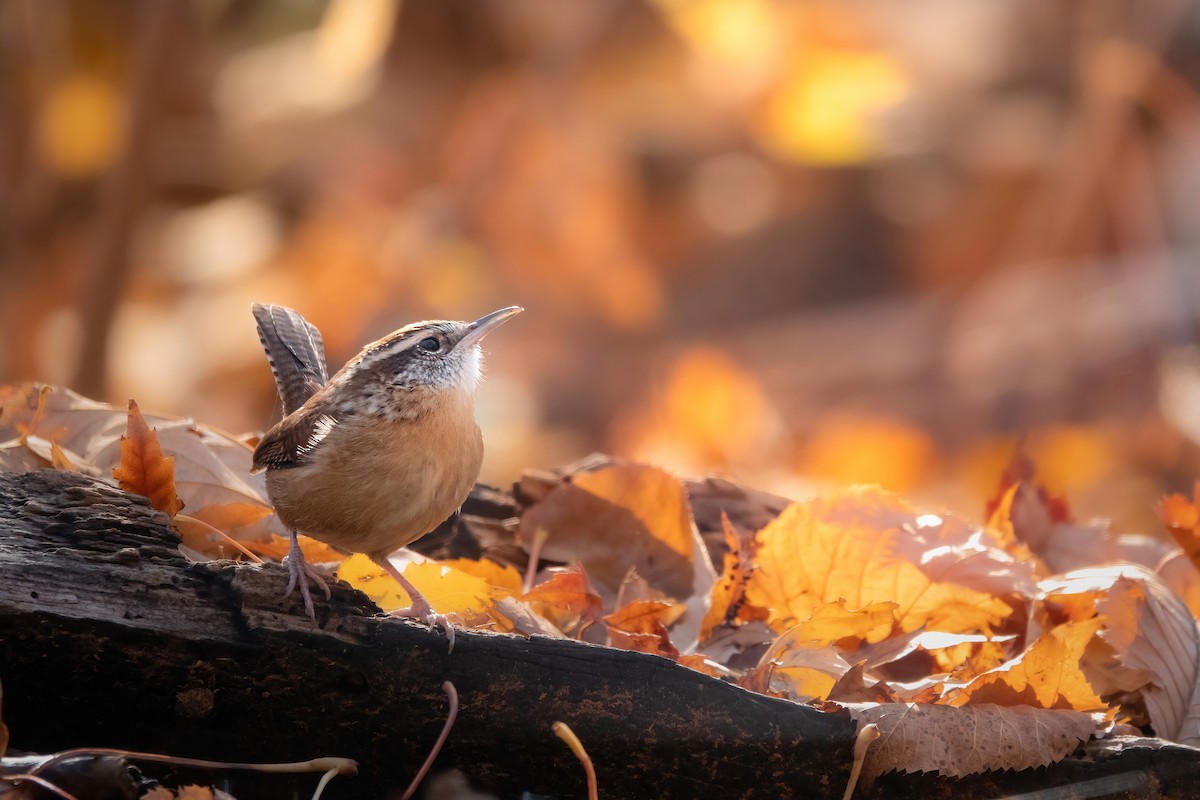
[266,392,484,557]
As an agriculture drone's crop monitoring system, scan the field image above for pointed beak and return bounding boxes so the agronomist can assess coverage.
[457,306,523,350]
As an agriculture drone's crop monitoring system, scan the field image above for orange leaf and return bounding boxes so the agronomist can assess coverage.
[605,599,679,657]
[112,400,184,517]
[242,533,343,564]
[189,502,274,532]
[604,599,676,634]
[700,514,767,641]
[521,568,604,636]
[1159,489,1200,567]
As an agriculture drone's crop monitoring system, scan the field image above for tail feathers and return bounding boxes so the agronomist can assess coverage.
[252,303,329,415]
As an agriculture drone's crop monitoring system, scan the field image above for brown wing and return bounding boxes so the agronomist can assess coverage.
[251,403,340,472]
[252,303,329,416]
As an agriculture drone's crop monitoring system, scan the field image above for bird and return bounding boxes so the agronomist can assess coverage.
[250,302,522,642]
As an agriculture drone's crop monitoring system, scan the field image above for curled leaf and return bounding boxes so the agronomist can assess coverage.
[112,400,184,517]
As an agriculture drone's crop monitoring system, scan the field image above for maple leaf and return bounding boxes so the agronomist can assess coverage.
[744,488,1031,635]
[845,702,1105,786]
[112,400,184,517]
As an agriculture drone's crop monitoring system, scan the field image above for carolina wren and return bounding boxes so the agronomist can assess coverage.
[250,303,522,638]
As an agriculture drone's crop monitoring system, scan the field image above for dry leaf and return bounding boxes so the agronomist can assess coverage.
[189,502,274,532]
[700,514,766,641]
[827,663,897,703]
[846,702,1103,785]
[519,462,716,600]
[493,596,567,637]
[745,488,1031,635]
[112,400,185,517]
[338,553,502,623]
[987,456,1122,573]
[1094,569,1200,745]
[1160,489,1200,571]
[0,384,280,542]
[520,568,605,636]
[605,599,679,657]
[443,557,524,595]
[752,601,897,702]
[948,618,1106,711]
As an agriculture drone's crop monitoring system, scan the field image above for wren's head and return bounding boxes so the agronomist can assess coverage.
[332,306,522,417]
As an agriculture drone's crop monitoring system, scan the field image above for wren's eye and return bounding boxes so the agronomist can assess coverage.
[418,336,441,353]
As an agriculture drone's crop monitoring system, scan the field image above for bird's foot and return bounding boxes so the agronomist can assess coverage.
[285,532,331,623]
[391,600,461,653]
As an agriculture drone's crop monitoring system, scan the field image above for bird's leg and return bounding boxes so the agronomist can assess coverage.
[371,555,457,652]
[285,530,331,622]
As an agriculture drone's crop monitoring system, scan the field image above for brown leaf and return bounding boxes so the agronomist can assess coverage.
[519,462,714,601]
[827,663,897,704]
[846,702,1103,785]
[112,400,184,517]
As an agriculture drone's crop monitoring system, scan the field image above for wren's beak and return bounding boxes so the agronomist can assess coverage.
[456,306,523,350]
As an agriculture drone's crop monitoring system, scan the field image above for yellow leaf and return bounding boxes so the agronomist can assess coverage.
[338,554,502,620]
[443,557,523,596]
[948,619,1107,711]
[112,400,184,517]
[745,488,1027,635]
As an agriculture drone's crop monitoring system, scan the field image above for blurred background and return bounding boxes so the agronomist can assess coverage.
[4,0,1200,534]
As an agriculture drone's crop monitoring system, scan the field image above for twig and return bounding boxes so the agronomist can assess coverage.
[842,722,880,800]
[5,773,80,800]
[172,513,264,563]
[552,721,598,800]
[523,526,549,594]
[400,681,459,800]
[32,748,357,781]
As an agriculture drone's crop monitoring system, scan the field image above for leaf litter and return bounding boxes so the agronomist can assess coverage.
[5,382,1200,784]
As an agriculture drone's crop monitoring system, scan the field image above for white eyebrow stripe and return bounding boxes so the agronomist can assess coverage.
[345,332,425,376]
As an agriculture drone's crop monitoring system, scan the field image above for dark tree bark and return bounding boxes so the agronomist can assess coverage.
[0,469,1196,800]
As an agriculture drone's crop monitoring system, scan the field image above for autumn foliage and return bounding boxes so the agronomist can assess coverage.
[3,382,1200,787]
